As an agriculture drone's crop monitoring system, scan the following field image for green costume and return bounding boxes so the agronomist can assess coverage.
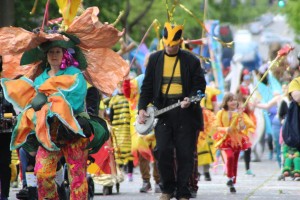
[282,144,300,175]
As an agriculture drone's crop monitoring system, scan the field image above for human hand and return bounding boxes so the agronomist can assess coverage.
[227,127,232,133]
[181,97,191,108]
[238,105,245,112]
[238,118,245,130]
[138,109,149,124]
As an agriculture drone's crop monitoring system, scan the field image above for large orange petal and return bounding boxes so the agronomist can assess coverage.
[1,77,37,110]
[1,54,42,79]
[67,7,124,49]
[48,94,82,135]
[11,108,35,149]
[83,48,129,96]
[35,104,59,151]
[0,27,66,56]
[38,74,78,95]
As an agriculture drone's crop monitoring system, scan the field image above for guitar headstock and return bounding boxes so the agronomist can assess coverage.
[190,90,205,103]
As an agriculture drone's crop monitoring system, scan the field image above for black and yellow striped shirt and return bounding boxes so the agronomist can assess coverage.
[161,54,183,98]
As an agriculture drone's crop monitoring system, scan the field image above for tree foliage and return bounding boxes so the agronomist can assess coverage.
[9,0,278,44]
[279,0,300,40]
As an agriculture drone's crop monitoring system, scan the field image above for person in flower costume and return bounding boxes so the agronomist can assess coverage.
[0,2,129,200]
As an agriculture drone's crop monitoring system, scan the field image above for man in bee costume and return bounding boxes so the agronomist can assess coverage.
[138,21,206,200]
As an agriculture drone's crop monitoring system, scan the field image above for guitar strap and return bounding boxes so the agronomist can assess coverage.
[163,55,179,107]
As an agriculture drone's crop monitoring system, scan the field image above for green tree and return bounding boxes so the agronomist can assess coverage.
[279,0,300,42]
[4,0,276,43]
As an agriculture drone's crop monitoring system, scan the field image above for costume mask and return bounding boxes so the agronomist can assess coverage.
[162,22,183,47]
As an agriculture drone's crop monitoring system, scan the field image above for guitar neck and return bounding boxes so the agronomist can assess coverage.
[154,101,181,117]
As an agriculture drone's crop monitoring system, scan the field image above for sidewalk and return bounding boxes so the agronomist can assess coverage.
[10,154,300,200]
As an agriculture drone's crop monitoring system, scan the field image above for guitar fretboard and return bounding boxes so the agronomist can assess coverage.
[152,93,204,117]
[154,102,181,117]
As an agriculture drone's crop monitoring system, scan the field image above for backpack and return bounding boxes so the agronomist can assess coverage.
[282,101,300,150]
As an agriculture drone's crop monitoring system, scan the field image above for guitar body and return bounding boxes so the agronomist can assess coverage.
[135,91,205,136]
[134,106,158,135]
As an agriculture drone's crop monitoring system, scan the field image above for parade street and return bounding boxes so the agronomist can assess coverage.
[10,153,300,200]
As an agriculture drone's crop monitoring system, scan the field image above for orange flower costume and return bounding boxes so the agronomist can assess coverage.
[213,110,255,151]
[1,74,84,151]
[0,6,129,152]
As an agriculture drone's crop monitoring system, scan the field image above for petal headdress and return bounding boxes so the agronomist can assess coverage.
[0,6,129,96]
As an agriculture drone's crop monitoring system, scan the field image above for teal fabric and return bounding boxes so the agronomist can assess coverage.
[34,66,87,114]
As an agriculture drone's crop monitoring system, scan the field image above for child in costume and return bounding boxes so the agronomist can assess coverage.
[123,73,161,193]
[196,108,217,182]
[108,81,134,181]
[282,144,300,180]
[197,85,220,182]
[213,93,255,193]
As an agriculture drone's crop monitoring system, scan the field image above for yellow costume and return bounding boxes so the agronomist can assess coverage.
[197,86,220,166]
[288,77,300,96]
[200,86,221,111]
[123,75,155,165]
[197,109,217,166]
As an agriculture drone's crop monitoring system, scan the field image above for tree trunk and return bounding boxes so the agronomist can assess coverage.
[0,0,15,27]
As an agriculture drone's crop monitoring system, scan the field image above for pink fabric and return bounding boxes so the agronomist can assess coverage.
[60,49,79,69]
[34,137,89,200]
[279,126,284,145]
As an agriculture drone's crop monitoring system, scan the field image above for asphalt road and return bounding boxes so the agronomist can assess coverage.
[9,152,300,200]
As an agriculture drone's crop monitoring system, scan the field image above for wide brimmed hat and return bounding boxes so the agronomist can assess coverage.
[20,32,87,70]
[0,6,129,96]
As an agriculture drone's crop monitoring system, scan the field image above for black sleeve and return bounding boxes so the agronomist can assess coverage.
[138,53,156,111]
[109,107,114,122]
[0,86,16,115]
[279,100,288,121]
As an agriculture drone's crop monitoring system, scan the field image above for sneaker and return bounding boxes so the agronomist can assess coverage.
[245,169,255,176]
[128,173,133,182]
[283,171,290,177]
[154,183,162,193]
[278,174,285,181]
[11,181,19,188]
[230,186,236,193]
[269,152,273,160]
[190,189,197,198]
[139,181,151,193]
[204,172,212,181]
[159,193,172,200]
[226,179,233,187]
[16,186,29,199]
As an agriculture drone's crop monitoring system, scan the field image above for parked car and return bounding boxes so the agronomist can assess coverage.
[259,14,273,27]
[248,21,264,35]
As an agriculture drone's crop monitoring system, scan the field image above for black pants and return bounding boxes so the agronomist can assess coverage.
[244,148,251,170]
[0,133,12,198]
[154,105,197,199]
